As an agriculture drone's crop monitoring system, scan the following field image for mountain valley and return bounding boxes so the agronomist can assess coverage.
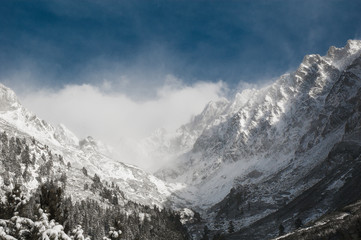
[1,40,361,239]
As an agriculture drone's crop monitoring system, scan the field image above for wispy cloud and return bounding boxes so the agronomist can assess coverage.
[16,76,226,170]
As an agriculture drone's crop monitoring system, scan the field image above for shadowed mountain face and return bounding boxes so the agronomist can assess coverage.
[152,40,361,239]
[226,54,361,239]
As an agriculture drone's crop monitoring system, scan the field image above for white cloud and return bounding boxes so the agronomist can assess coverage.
[18,76,226,171]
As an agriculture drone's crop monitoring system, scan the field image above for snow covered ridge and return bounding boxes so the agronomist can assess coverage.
[148,40,361,167]
[158,40,361,187]
[0,83,182,207]
[152,39,361,235]
[325,39,361,69]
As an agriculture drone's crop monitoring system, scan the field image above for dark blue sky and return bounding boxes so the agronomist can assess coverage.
[1,0,361,91]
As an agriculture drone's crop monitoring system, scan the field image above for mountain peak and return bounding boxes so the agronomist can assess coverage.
[326,39,361,69]
[301,54,324,67]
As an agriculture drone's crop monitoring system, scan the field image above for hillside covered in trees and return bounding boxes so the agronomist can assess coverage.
[0,131,189,240]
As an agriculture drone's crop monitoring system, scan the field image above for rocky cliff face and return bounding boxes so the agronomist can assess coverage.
[154,40,361,239]
[227,44,361,239]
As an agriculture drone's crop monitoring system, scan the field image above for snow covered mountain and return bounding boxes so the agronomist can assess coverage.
[153,40,361,238]
[1,39,361,239]
[0,83,182,207]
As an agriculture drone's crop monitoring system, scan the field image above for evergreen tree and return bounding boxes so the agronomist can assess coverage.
[39,181,64,224]
[200,226,209,240]
[21,145,31,167]
[15,137,22,155]
[1,131,8,147]
[112,194,119,205]
[295,218,303,229]
[60,172,67,187]
[228,220,235,233]
[2,170,11,186]
[31,153,36,165]
[0,169,189,240]
[279,224,285,236]
[105,227,122,240]
[93,173,101,183]
[82,167,88,176]
[71,225,90,240]
[7,136,21,177]
[5,184,22,218]
[213,232,226,240]
[22,166,31,182]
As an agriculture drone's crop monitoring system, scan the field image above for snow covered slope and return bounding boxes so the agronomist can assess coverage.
[154,40,361,236]
[1,39,361,239]
[0,83,181,206]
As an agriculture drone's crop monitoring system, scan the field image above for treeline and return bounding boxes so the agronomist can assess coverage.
[0,131,65,186]
[0,182,189,239]
[0,131,189,239]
